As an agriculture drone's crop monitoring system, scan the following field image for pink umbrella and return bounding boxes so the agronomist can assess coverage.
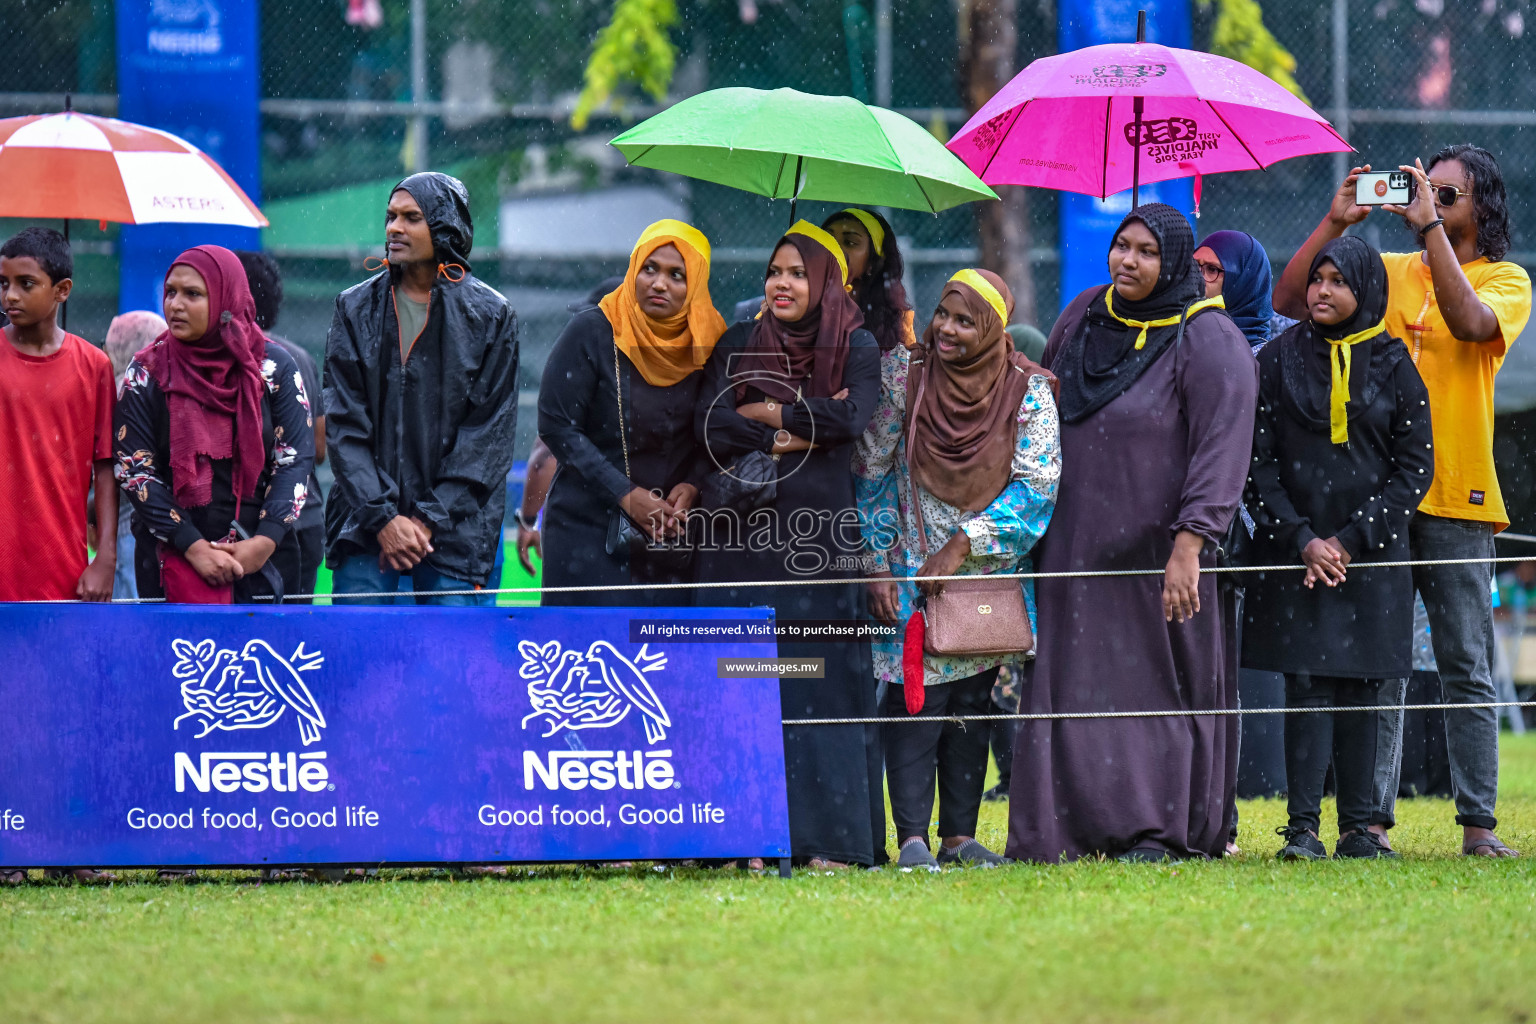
[947,42,1352,206]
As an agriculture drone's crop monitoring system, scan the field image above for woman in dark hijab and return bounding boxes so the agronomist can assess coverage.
[1194,230,1284,350]
[695,221,884,869]
[115,245,315,603]
[854,268,1059,870]
[1007,203,1258,863]
[1242,236,1432,860]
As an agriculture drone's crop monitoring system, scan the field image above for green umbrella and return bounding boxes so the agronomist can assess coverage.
[610,87,998,222]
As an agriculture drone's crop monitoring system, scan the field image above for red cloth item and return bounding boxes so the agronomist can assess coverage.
[902,609,927,715]
[157,543,232,604]
[733,229,863,402]
[0,332,114,601]
[135,245,267,510]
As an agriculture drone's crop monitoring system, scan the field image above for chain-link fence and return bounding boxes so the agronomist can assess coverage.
[3,0,1535,512]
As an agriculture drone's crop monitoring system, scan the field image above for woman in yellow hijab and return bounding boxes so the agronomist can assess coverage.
[537,219,726,607]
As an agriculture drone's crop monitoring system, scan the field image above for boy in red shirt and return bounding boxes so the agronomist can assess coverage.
[0,227,117,603]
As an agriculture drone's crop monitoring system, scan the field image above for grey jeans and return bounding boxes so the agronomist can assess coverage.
[1373,513,1500,830]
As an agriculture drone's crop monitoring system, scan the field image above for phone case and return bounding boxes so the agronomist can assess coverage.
[1356,171,1412,205]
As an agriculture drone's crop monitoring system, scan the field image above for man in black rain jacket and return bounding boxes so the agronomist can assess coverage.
[324,171,519,604]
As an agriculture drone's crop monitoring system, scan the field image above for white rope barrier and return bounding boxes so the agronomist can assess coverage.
[787,701,1536,726]
[19,549,1535,603]
[20,552,1536,726]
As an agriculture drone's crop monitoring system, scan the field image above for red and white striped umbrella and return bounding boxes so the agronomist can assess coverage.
[0,111,267,227]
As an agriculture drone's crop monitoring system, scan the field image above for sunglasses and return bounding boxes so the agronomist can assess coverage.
[1196,261,1224,283]
[1430,183,1471,207]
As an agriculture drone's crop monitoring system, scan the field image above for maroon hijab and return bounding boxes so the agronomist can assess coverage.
[137,245,267,510]
[733,227,863,402]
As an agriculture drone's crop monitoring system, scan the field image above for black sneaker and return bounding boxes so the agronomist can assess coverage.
[980,783,1009,802]
[1334,829,1399,860]
[896,839,940,872]
[1275,826,1326,860]
[936,839,1009,868]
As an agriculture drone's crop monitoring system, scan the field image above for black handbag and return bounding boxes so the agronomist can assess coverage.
[700,448,778,513]
[606,339,693,575]
[1219,502,1256,569]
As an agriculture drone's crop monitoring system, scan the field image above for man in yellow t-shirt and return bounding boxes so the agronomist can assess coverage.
[1276,144,1531,860]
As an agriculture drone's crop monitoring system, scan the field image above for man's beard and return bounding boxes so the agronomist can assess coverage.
[1440,220,1473,253]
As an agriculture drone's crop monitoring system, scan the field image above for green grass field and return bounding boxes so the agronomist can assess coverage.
[4,736,1534,1024]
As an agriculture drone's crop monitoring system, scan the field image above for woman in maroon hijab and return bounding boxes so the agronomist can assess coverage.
[694,221,884,869]
[114,245,315,603]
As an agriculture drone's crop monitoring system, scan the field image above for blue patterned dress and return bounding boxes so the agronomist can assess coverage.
[852,344,1061,687]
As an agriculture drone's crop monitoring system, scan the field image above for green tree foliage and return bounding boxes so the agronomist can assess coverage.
[571,0,680,129]
[1197,0,1308,103]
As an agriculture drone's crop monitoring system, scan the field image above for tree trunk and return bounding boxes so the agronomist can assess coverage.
[957,0,1036,327]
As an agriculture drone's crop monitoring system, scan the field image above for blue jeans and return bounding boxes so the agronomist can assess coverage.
[112,507,138,602]
[1374,513,1500,830]
[331,555,496,607]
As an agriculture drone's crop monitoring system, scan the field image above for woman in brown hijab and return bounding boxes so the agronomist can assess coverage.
[854,268,1061,870]
[694,221,884,869]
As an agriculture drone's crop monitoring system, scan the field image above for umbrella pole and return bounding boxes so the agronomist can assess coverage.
[61,96,72,330]
[1131,97,1144,210]
[1131,9,1147,209]
[59,219,68,331]
[789,154,803,225]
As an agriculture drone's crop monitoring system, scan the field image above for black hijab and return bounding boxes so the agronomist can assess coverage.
[1276,235,1403,442]
[1054,203,1206,423]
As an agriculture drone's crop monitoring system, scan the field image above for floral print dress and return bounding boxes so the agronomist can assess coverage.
[114,341,316,598]
[852,344,1062,687]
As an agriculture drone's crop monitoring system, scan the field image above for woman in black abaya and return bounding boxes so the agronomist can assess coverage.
[694,221,883,868]
[539,220,726,606]
[1242,236,1432,860]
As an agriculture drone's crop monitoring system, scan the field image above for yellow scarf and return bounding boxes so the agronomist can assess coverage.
[598,219,728,388]
[1104,289,1226,350]
[1325,319,1386,445]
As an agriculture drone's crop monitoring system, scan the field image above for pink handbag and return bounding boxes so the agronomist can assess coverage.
[904,363,1033,660]
[158,543,233,604]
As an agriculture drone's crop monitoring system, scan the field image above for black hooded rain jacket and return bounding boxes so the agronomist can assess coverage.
[323,171,520,586]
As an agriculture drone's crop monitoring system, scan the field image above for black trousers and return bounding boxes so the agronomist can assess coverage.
[288,523,324,603]
[1284,673,1382,835]
[1398,670,1454,798]
[883,666,999,844]
[988,697,1014,790]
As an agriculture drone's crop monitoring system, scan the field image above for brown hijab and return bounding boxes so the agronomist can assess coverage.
[732,221,864,402]
[906,269,1054,512]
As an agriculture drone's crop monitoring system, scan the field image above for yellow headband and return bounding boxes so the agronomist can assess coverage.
[785,220,849,286]
[948,269,1009,324]
[636,218,712,263]
[835,208,885,258]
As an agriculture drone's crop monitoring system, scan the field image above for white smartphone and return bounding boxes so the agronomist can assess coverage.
[1355,170,1413,206]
